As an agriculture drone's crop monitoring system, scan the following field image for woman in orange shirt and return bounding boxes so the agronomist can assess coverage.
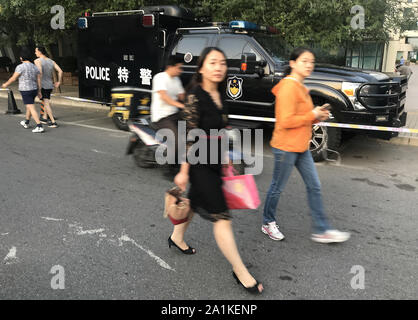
[262,47,350,244]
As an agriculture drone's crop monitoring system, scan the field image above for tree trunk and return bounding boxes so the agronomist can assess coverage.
[46,44,54,59]
[58,37,63,57]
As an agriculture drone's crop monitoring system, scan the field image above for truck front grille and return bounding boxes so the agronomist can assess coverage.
[357,81,406,110]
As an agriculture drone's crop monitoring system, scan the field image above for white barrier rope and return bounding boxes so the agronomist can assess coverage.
[228,114,417,134]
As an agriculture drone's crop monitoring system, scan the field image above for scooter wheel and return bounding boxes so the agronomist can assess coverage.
[112,113,129,131]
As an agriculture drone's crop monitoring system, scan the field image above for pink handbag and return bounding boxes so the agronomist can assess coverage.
[221,166,261,210]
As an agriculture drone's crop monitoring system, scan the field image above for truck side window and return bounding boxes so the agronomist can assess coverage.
[172,36,211,64]
[218,37,267,73]
[243,43,261,60]
[217,38,248,68]
[243,42,270,74]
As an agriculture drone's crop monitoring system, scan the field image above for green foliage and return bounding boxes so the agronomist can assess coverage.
[0,56,12,69]
[54,56,78,72]
[0,0,416,57]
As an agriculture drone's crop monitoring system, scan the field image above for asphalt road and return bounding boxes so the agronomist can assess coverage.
[0,99,417,300]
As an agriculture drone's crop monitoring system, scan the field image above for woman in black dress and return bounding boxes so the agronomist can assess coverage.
[171,47,263,294]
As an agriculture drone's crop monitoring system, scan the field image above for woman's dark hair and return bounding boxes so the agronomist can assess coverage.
[19,49,32,62]
[185,47,227,95]
[36,46,48,56]
[283,47,314,77]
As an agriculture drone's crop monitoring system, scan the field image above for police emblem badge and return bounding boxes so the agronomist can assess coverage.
[227,76,243,100]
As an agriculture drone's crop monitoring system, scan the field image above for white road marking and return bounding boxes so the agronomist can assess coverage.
[47,220,174,271]
[1,233,9,236]
[71,117,110,124]
[41,217,64,222]
[91,149,108,154]
[69,224,106,236]
[118,232,175,272]
[109,134,130,138]
[63,121,128,134]
[4,246,18,265]
[8,112,128,134]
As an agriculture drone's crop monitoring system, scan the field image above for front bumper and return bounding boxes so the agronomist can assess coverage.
[339,110,407,139]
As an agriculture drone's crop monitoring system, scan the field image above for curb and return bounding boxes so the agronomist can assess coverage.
[384,136,418,147]
[0,91,108,110]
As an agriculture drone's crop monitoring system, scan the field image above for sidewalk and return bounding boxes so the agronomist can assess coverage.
[391,64,418,144]
[0,80,106,109]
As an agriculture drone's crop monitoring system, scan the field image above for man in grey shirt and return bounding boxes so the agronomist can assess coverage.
[34,46,63,128]
[2,49,45,133]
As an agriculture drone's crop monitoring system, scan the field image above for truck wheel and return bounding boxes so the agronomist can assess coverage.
[310,124,341,162]
[133,143,154,168]
[112,113,129,131]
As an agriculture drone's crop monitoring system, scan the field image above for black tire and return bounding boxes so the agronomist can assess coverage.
[310,124,341,162]
[112,113,129,131]
[133,143,154,168]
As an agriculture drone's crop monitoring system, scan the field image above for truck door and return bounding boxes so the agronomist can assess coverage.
[215,35,275,118]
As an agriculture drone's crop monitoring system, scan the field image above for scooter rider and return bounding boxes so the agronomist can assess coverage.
[151,56,185,160]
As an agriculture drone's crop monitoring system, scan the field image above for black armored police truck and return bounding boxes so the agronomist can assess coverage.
[77,5,408,161]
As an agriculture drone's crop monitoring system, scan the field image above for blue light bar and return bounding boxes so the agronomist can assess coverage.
[229,21,259,30]
[78,17,88,29]
[229,20,279,34]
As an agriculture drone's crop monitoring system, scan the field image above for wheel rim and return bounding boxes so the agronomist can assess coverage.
[310,125,328,153]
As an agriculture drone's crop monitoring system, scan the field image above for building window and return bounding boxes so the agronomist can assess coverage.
[345,42,384,71]
[406,37,418,47]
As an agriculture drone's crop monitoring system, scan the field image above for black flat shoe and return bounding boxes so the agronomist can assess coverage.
[168,237,196,254]
[232,271,263,294]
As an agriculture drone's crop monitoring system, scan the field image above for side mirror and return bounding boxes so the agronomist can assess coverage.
[259,60,267,67]
[240,53,257,74]
[255,60,267,77]
[240,53,266,77]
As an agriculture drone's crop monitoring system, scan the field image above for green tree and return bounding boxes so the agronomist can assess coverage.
[0,0,147,57]
[1,0,416,58]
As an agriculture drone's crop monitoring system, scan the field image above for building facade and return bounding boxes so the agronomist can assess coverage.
[382,0,418,72]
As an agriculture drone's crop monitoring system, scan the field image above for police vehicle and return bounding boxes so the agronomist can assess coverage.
[77,5,408,161]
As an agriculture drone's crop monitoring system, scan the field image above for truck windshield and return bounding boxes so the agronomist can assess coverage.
[253,34,288,65]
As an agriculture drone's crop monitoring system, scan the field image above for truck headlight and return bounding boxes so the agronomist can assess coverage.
[341,82,366,110]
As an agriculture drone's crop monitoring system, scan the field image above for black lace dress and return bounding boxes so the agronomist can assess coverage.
[181,85,231,222]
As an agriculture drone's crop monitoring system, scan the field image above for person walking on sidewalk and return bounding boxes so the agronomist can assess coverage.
[1,49,44,133]
[262,47,350,244]
[173,47,263,294]
[34,46,62,128]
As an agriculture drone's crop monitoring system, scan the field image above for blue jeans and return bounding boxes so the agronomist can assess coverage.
[263,147,331,234]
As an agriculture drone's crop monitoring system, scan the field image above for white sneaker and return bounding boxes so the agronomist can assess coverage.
[262,222,285,241]
[32,126,45,133]
[311,229,350,244]
[20,120,29,129]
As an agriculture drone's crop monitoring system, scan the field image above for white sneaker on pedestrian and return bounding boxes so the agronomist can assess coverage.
[311,229,350,244]
[32,126,45,133]
[262,222,285,241]
[20,120,29,129]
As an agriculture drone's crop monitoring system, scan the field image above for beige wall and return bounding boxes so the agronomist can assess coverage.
[383,37,417,72]
[382,1,418,72]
